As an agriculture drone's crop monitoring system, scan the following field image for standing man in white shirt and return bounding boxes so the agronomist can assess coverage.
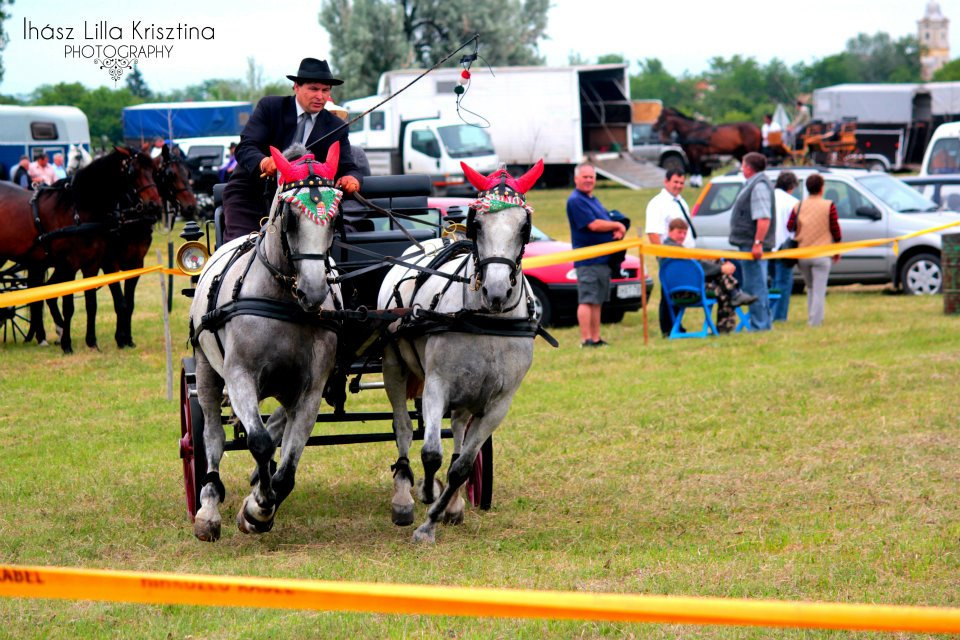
[645,169,695,336]
[771,171,800,322]
[761,114,782,160]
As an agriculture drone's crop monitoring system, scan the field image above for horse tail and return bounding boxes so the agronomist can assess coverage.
[406,374,424,401]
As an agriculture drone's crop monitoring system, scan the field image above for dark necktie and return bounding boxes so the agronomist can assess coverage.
[676,198,697,239]
[294,113,309,145]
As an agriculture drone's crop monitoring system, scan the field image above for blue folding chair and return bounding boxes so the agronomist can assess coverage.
[659,258,718,339]
[735,289,782,332]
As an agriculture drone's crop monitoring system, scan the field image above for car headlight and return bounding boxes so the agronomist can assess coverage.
[176,241,210,276]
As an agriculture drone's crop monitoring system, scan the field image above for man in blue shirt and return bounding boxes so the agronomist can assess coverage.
[566,163,626,347]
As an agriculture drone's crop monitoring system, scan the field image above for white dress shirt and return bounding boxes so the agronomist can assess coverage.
[644,188,696,248]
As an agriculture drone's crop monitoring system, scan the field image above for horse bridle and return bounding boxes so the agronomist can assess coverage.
[255,167,341,309]
[156,155,192,209]
[117,152,160,216]
[467,176,531,291]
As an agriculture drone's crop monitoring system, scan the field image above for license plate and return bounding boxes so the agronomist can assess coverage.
[616,283,642,299]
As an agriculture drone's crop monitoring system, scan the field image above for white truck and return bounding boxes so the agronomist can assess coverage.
[342,94,499,195]
[347,63,642,188]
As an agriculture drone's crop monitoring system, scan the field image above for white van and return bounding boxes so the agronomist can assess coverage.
[920,121,960,176]
[0,105,91,176]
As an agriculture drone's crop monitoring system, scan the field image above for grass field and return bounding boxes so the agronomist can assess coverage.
[1,183,959,639]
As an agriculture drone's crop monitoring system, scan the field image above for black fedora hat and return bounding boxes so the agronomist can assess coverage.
[286,58,343,86]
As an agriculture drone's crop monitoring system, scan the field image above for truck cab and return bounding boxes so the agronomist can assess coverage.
[343,96,499,195]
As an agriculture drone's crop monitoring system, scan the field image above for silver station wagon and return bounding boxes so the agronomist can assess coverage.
[690,167,960,295]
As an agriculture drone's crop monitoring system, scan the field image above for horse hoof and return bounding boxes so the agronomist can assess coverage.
[411,525,436,544]
[416,478,444,505]
[193,517,222,542]
[37,340,49,347]
[236,496,275,535]
[442,509,464,526]
[392,503,415,527]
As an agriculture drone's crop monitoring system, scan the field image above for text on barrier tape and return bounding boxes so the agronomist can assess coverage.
[2,564,960,633]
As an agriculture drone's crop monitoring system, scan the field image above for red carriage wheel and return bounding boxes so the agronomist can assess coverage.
[179,358,207,521]
[465,435,493,510]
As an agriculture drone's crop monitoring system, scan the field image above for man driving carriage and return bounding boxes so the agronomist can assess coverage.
[222,57,363,242]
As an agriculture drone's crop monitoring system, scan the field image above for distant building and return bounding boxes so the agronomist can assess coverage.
[918,0,950,80]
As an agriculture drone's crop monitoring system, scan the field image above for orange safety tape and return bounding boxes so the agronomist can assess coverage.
[522,219,960,270]
[1,564,960,632]
[0,266,187,308]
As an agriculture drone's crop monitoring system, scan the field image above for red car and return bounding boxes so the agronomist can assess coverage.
[429,197,653,325]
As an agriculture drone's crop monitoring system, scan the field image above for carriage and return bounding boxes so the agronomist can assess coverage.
[175,158,537,539]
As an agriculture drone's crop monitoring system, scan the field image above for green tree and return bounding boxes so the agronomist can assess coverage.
[933,58,960,81]
[0,0,13,85]
[319,0,549,100]
[844,32,921,83]
[630,58,696,112]
[125,65,151,99]
[31,82,143,145]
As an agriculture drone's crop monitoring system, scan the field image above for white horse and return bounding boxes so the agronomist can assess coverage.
[66,144,92,176]
[188,143,343,541]
[378,160,545,543]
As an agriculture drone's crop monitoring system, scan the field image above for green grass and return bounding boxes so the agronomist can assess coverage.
[1,186,959,639]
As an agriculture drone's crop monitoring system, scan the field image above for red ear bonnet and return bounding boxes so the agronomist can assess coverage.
[270,142,341,185]
[460,159,544,194]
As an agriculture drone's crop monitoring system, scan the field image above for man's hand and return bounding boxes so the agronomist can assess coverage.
[612,222,626,240]
[832,253,841,264]
[721,261,736,275]
[259,156,277,177]
[336,175,360,194]
[751,243,764,260]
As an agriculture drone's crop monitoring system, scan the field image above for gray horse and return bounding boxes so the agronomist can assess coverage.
[378,160,545,543]
[189,143,343,541]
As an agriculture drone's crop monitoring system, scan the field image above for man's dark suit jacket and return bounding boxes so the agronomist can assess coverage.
[222,94,362,242]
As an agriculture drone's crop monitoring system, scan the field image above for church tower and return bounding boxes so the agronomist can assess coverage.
[919,0,950,80]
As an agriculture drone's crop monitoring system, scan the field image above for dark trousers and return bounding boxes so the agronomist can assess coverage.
[659,295,675,336]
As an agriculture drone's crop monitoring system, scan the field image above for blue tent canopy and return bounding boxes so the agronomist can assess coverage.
[122,101,252,141]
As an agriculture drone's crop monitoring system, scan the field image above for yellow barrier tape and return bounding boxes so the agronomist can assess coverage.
[522,219,960,270]
[1,564,960,633]
[0,266,186,308]
[4,218,960,308]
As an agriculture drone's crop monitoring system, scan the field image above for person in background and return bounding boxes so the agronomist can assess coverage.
[662,218,754,334]
[645,169,695,337]
[728,152,775,331]
[787,173,842,327]
[11,155,31,189]
[28,152,57,186]
[787,100,811,147]
[771,171,800,322]
[218,142,238,182]
[566,162,626,348]
[52,152,67,180]
[760,114,781,159]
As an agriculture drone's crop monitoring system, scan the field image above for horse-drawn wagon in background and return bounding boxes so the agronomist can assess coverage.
[177,146,552,543]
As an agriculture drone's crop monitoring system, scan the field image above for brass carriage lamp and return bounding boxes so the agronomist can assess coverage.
[177,221,210,278]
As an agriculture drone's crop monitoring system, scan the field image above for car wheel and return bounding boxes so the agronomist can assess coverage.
[900,253,942,295]
[661,153,685,174]
[529,281,552,326]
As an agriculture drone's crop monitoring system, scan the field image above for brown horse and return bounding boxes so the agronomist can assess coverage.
[654,108,761,180]
[45,145,195,349]
[97,145,199,348]
[0,147,162,353]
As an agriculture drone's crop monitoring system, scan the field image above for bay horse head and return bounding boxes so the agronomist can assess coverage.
[461,160,543,312]
[155,145,198,219]
[115,146,164,221]
[263,142,342,312]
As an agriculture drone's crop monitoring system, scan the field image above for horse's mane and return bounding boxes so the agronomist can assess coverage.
[51,149,129,214]
[668,107,698,122]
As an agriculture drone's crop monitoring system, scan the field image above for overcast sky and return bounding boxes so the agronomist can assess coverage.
[2,0,955,97]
